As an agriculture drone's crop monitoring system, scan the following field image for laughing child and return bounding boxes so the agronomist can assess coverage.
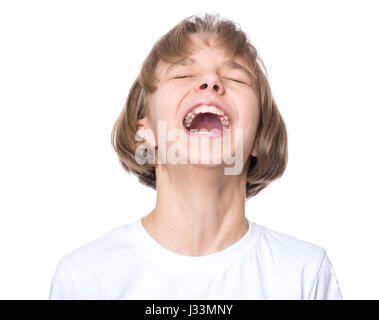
[49,13,343,299]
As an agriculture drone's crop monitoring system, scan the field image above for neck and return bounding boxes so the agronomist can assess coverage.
[141,163,249,256]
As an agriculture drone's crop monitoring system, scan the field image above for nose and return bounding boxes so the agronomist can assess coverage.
[196,74,225,94]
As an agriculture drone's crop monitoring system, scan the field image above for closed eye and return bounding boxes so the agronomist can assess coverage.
[173,76,246,84]
[174,75,191,79]
[228,78,246,84]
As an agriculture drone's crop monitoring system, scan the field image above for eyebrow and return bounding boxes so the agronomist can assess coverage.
[165,57,254,81]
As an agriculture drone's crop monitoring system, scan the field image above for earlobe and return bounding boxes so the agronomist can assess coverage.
[250,141,258,157]
[136,118,148,130]
[250,150,257,157]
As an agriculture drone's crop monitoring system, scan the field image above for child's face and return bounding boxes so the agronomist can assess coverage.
[142,34,260,170]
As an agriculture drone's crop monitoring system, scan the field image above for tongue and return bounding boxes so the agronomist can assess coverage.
[189,113,223,132]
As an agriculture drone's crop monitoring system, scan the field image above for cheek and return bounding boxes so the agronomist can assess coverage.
[150,87,185,132]
[240,107,259,127]
[237,102,260,145]
[153,88,179,118]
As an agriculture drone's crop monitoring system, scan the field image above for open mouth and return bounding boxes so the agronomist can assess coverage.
[182,105,231,137]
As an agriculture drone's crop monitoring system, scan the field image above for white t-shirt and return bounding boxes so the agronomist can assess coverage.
[49,216,343,300]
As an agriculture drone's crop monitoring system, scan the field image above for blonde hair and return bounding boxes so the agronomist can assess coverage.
[111,13,288,199]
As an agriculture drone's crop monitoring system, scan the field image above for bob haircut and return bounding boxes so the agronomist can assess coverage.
[111,13,288,200]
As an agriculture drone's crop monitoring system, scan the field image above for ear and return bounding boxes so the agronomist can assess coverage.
[136,118,157,148]
[136,118,148,131]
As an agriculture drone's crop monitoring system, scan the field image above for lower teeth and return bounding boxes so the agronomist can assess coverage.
[190,129,221,134]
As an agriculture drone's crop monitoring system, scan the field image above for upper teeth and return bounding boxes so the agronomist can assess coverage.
[183,105,230,129]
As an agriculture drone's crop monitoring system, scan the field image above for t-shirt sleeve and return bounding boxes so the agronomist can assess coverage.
[308,250,343,300]
[48,258,89,300]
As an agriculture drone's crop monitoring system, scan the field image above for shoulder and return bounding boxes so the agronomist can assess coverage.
[255,222,326,261]
[50,220,140,299]
[252,222,328,294]
[247,221,342,299]
[60,221,139,269]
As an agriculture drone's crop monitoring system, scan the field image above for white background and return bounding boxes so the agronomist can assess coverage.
[0,0,378,299]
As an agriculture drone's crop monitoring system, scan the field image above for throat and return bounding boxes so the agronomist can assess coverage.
[188,112,223,132]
